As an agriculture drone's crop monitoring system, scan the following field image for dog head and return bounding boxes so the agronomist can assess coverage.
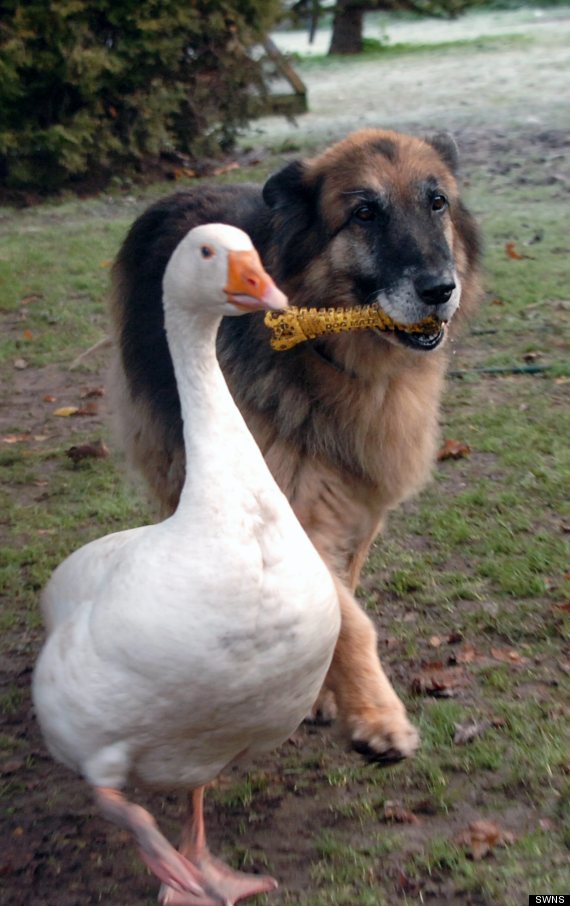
[262,129,481,352]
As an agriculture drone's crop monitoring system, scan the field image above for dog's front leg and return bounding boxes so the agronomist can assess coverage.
[324,581,419,763]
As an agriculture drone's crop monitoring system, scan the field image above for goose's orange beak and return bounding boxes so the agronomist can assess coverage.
[225,250,288,312]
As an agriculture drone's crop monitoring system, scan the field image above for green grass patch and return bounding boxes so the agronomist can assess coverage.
[293,32,531,67]
[1,54,569,902]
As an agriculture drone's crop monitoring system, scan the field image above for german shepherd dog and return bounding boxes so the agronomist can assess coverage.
[109,129,482,763]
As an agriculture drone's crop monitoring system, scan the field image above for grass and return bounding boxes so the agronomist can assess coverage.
[294,32,532,67]
[1,34,569,904]
[1,186,569,904]
[0,217,128,365]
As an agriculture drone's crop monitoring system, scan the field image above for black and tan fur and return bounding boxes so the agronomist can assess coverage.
[109,129,482,762]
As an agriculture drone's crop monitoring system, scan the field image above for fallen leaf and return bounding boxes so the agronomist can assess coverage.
[173,166,198,179]
[490,647,528,665]
[523,351,542,363]
[453,643,478,664]
[491,297,505,306]
[395,870,421,894]
[453,720,491,745]
[505,241,534,261]
[505,241,524,259]
[552,601,570,613]
[490,716,507,728]
[429,635,442,648]
[447,630,464,644]
[2,433,30,444]
[383,800,421,825]
[76,401,99,416]
[53,402,98,417]
[53,406,80,417]
[43,394,57,403]
[410,663,468,697]
[100,260,112,268]
[413,798,439,816]
[211,161,240,177]
[22,328,33,341]
[14,357,28,370]
[79,386,105,399]
[456,819,515,860]
[437,439,471,461]
[19,293,43,305]
[66,440,109,464]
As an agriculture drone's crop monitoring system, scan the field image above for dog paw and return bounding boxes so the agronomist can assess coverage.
[347,706,420,765]
[305,687,338,726]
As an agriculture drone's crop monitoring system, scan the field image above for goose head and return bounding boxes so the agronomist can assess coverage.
[163,223,287,317]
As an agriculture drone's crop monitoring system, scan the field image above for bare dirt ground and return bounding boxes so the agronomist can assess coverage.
[1,8,569,906]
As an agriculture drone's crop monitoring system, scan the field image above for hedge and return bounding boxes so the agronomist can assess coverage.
[0,0,280,191]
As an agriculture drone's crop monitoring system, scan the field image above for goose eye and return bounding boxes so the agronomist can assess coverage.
[200,245,215,259]
[353,204,376,223]
[431,194,448,213]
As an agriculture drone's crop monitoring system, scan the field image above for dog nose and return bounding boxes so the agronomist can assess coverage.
[415,273,456,307]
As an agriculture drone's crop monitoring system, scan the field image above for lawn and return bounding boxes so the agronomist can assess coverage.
[1,9,569,905]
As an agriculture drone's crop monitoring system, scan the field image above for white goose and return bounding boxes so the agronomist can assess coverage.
[33,224,340,906]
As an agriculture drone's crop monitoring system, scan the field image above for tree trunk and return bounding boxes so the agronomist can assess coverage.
[329,1,365,55]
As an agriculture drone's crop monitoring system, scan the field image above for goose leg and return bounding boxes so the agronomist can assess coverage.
[95,787,212,901]
[159,787,278,906]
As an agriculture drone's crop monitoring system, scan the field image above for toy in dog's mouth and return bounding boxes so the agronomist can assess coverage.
[391,324,446,351]
[264,304,447,352]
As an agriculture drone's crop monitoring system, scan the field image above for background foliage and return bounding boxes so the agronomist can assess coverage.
[0,0,280,191]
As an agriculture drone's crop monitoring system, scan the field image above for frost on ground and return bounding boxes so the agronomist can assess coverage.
[244,7,570,149]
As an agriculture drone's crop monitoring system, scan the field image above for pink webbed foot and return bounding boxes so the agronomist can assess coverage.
[159,786,277,906]
[139,842,213,901]
[95,787,208,899]
[159,883,219,906]
[159,850,277,906]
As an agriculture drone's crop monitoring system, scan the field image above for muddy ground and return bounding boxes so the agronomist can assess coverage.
[1,7,569,906]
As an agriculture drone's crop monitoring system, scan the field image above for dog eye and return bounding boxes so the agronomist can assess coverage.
[200,245,215,259]
[353,204,376,223]
[431,194,448,213]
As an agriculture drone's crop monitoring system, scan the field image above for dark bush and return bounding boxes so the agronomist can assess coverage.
[0,0,280,191]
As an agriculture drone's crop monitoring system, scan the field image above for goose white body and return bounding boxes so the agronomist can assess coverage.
[33,224,340,805]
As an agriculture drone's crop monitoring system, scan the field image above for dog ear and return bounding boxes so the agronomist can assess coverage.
[426,132,459,175]
[261,160,321,282]
[262,160,312,210]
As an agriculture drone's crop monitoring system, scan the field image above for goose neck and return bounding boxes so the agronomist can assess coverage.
[164,304,251,490]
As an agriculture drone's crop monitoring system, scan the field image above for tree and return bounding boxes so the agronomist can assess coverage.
[328,0,481,55]
[0,0,281,192]
[329,0,368,54]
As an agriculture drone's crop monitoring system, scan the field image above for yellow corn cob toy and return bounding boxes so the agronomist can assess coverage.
[264,304,444,351]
